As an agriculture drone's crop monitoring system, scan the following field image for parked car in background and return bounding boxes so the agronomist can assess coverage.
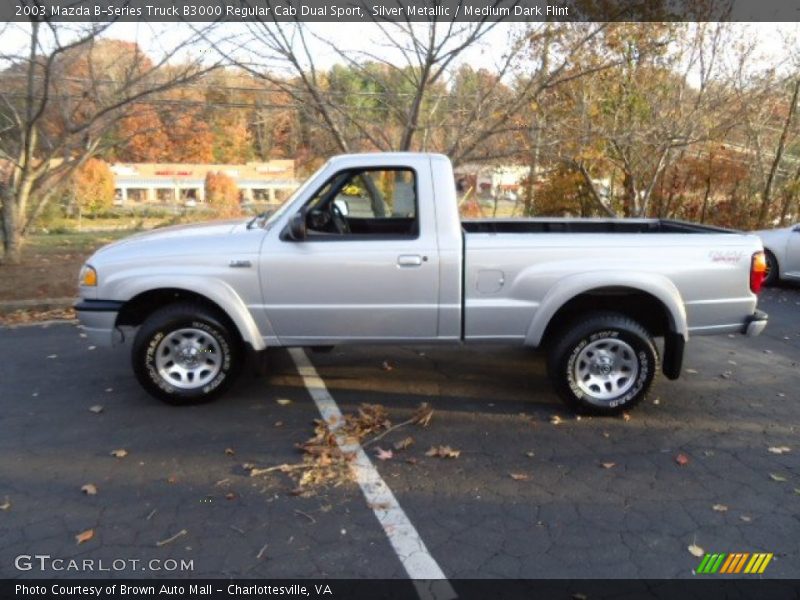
[754,224,800,285]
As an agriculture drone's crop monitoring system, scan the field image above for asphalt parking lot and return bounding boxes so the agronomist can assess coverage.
[1,286,798,581]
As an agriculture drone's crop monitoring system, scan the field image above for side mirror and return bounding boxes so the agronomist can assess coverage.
[288,210,307,241]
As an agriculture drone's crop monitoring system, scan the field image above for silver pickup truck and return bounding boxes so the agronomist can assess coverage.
[76,152,768,414]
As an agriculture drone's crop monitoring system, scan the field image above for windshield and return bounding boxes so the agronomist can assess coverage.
[260,161,330,229]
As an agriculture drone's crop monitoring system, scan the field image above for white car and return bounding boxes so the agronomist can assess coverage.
[755,224,800,285]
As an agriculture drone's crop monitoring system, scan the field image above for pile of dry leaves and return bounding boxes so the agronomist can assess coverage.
[248,402,437,495]
[0,307,76,326]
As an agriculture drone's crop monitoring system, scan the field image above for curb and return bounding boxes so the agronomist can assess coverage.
[0,297,76,315]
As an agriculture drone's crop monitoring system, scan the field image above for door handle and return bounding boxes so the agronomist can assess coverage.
[397,254,423,267]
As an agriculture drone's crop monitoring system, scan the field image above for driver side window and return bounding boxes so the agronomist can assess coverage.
[304,168,418,238]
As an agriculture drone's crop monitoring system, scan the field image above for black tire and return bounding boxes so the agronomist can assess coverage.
[132,302,241,405]
[547,312,658,415]
[764,250,779,286]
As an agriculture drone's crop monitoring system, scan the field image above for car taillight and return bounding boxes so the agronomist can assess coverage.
[750,251,767,294]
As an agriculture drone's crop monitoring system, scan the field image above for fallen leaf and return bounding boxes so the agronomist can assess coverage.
[381,360,393,371]
[225,492,236,500]
[405,457,418,465]
[81,484,97,496]
[509,472,530,481]
[224,448,236,456]
[425,445,460,459]
[276,398,292,406]
[712,504,728,512]
[167,475,177,484]
[0,497,10,511]
[768,446,791,455]
[110,449,128,459]
[393,437,414,451]
[601,462,616,469]
[411,403,434,427]
[550,415,563,425]
[242,463,256,471]
[622,412,632,422]
[375,447,393,461]
[769,473,787,482]
[75,529,94,545]
[688,543,705,557]
[89,405,104,414]
[675,453,690,466]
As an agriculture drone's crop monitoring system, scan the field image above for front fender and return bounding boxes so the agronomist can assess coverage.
[110,275,266,351]
[524,271,689,347]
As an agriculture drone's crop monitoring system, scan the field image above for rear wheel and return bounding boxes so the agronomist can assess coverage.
[763,250,779,286]
[547,312,658,415]
[132,303,241,404]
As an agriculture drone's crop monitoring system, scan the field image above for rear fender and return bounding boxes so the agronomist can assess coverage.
[525,271,689,347]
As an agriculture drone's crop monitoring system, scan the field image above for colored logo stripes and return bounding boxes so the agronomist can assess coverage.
[696,552,773,574]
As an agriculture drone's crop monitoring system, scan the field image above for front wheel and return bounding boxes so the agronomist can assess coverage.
[547,312,658,415]
[132,303,241,404]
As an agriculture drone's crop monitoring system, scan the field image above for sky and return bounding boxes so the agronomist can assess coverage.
[2,21,799,77]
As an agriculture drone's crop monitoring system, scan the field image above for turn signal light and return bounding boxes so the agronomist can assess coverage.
[750,251,766,294]
[80,265,97,287]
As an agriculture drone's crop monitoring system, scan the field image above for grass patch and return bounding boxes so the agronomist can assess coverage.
[28,230,131,253]
[1,230,135,303]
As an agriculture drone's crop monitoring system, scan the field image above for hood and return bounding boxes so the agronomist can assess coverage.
[96,219,248,253]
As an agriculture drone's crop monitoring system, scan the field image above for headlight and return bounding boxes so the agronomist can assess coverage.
[79,265,97,287]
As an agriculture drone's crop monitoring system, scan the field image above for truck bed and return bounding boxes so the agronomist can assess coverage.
[461,218,736,235]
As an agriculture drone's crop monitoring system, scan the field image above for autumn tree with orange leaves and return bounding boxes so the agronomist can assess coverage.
[204,171,241,218]
[73,158,115,215]
[0,21,219,264]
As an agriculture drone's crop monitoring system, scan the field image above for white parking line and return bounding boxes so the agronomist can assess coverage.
[289,348,456,600]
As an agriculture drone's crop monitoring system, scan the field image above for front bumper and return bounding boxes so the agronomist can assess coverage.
[74,299,124,346]
[743,309,768,337]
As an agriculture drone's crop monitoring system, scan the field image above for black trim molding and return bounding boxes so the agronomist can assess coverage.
[74,299,125,312]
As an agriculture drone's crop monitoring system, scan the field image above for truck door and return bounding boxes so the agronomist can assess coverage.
[259,165,441,343]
